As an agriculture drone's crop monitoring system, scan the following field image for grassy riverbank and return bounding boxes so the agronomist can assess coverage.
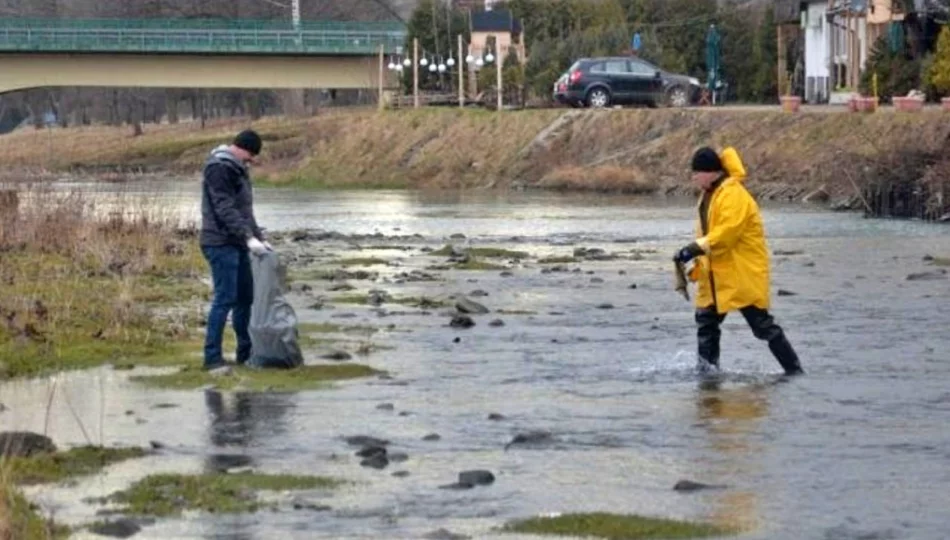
[2,107,948,210]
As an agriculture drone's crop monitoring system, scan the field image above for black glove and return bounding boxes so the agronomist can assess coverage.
[673,242,704,264]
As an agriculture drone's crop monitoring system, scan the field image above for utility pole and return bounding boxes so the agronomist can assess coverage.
[414,37,420,108]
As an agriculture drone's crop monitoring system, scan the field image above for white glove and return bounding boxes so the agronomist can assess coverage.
[247,237,269,256]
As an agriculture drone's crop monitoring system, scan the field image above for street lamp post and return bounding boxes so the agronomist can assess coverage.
[292,0,301,30]
[458,34,464,108]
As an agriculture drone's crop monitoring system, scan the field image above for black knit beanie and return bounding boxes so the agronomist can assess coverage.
[233,129,262,156]
[690,147,722,173]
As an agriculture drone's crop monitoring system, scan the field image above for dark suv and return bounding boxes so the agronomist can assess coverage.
[553,56,702,108]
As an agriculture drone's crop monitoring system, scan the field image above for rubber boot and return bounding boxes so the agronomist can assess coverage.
[696,308,723,372]
[769,335,804,375]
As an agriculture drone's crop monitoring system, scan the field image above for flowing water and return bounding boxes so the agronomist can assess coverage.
[3,183,950,540]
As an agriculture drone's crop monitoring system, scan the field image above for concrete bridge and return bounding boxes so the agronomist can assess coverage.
[0,18,406,94]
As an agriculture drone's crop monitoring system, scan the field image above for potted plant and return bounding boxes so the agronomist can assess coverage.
[930,25,950,110]
[779,73,801,112]
[893,90,926,111]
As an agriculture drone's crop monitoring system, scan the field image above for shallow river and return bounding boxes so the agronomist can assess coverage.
[4,183,950,540]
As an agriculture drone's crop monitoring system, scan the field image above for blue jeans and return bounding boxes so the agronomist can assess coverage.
[201,245,253,368]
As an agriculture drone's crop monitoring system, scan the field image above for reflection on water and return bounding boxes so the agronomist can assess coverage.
[203,391,295,474]
[693,378,770,534]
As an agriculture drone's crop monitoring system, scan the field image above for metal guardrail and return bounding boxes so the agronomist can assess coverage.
[0,18,406,56]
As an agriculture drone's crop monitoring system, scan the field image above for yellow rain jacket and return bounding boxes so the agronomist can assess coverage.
[688,147,770,314]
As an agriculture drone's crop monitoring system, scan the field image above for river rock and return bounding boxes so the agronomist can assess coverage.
[0,431,56,457]
[376,403,395,411]
[455,296,490,314]
[396,270,439,282]
[422,433,442,441]
[596,303,614,309]
[774,249,805,256]
[450,233,467,240]
[208,454,252,472]
[488,413,506,421]
[89,518,141,538]
[388,452,409,463]
[590,277,605,284]
[0,403,6,413]
[392,470,411,478]
[328,282,355,292]
[488,319,505,327]
[450,315,475,329]
[906,270,947,281]
[673,479,726,492]
[500,271,514,278]
[504,430,554,450]
[368,289,392,306]
[469,290,489,297]
[345,435,390,447]
[458,470,495,486]
[423,528,471,540]
[356,445,387,458]
[292,498,332,512]
[321,350,352,361]
[360,454,389,470]
[777,289,797,296]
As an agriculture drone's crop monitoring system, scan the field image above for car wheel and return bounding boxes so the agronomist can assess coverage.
[666,86,689,108]
[586,88,610,108]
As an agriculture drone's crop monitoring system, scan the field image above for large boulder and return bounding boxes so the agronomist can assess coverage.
[0,431,56,458]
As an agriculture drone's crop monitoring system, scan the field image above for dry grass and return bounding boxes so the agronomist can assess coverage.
[0,184,206,379]
[539,165,657,194]
[2,108,948,201]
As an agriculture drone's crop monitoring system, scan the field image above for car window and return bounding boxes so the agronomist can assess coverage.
[589,60,629,74]
[629,60,657,76]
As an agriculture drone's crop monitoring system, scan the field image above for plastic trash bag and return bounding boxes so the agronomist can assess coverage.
[247,251,304,369]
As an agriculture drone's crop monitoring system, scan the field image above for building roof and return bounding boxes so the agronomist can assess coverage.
[471,9,522,34]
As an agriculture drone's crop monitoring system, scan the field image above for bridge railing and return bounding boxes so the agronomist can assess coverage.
[0,18,406,55]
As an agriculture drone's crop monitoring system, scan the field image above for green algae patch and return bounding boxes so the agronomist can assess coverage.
[131,363,382,391]
[538,256,579,264]
[431,245,529,259]
[451,260,509,271]
[0,246,207,380]
[335,257,389,267]
[7,446,148,486]
[502,512,734,539]
[1,484,70,539]
[108,472,342,517]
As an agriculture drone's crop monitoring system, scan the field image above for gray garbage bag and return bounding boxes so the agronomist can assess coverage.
[247,251,304,369]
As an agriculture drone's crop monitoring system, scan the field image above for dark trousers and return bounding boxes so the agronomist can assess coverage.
[202,245,253,368]
[695,305,803,375]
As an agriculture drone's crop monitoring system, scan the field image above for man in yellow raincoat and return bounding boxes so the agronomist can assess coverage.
[673,147,804,376]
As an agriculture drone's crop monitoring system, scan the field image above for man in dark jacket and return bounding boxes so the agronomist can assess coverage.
[200,129,270,371]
